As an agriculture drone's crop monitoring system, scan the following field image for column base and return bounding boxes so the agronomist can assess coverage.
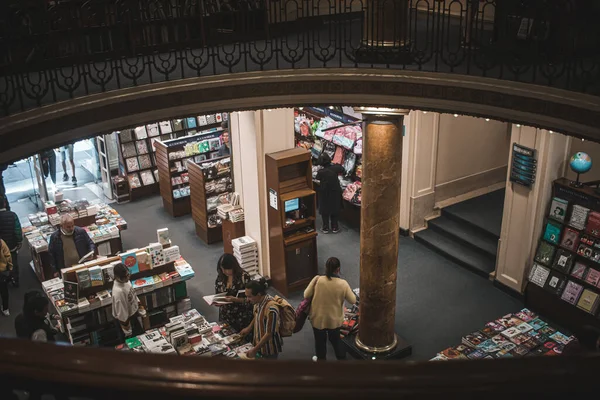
[341,333,412,360]
[355,43,413,65]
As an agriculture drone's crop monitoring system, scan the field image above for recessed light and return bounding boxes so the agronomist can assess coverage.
[360,107,365,110]
[267,109,272,112]
[516,124,521,127]
[549,130,553,133]
[453,114,458,117]
[329,106,334,109]
[299,107,304,110]
[423,111,427,114]
[582,138,585,142]
[485,118,490,122]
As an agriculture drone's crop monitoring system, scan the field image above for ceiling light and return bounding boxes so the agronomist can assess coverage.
[329,106,334,109]
[549,130,553,133]
[453,114,458,117]
[299,107,303,110]
[485,118,490,122]
[582,138,585,141]
[423,111,427,114]
[360,107,365,110]
[516,124,521,127]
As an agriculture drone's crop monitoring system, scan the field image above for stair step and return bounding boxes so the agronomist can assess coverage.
[428,216,498,258]
[414,229,496,279]
[442,189,505,240]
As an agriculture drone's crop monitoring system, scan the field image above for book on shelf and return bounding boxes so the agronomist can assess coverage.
[560,228,580,252]
[64,281,79,303]
[159,121,172,134]
[576,288,600,314]
[586,211,600,237]
[560,280,584,305]
[549,197,568,222]
[569,204,590,230]
[89,266,104,287]
[543,220,562,245]
[528,318,548,331]
[585,268,600,286]
[543,271,567,296]
[552,249,574,274]
[515,308,537,322]
[528,263,551,288]
[135,126,148,140]
[76,269,92,290]
[157,228,170,245]
[534,241,556,266]
[121,251,140,274]
[571,262,588,280]
[147,123,160,137]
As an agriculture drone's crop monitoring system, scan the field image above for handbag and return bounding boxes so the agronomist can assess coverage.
[293,276,321,333]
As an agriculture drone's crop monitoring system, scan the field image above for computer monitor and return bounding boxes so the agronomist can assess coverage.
[284,198,300,213]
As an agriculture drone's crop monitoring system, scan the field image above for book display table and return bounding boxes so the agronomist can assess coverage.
[23,202,128,282]
[41,240,194,347]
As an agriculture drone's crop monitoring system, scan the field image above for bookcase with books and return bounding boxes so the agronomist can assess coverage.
[117,113,228,202]
[155,129,228,217]
[188,157,233,244]
[526,178,600,335]
[42,231,195,347]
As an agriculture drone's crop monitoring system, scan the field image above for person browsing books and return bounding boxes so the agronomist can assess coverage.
[239,279,283,359]
[48,214,96,277]
[112,263,145,340]
[304,257,356,361]
[315,153,345,234]
[0,194,22,287]
[217,122,230,157]
[0,239,13,316]
[15,291,58,342]
[214,253,253,332]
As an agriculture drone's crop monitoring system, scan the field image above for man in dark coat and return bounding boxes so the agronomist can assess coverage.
[0,194,22,286]
[316,153,345,233]
[48,214,95,276]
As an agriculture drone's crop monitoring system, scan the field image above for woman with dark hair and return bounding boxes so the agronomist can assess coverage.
[15,290,57,342]
[215,253,253,331]
[240,278,283,359]
[112,263,144,339]
[316,153,345,233]
[304,257,356,360]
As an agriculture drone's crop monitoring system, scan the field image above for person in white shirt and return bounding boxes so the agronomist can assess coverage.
[112,263,145,339]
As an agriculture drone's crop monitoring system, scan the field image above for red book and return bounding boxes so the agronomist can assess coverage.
[586,211,600,237]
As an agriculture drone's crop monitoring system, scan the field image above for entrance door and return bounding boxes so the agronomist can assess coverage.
[96,134,114,199]
[33,154,48,204]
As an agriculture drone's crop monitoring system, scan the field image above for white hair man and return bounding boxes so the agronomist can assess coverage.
[48,214,95,277]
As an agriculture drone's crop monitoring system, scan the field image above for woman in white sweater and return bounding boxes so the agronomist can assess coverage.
[304,257,356,360]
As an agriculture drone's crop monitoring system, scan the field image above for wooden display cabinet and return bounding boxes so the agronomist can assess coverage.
[265,148,318,295]
[154,141,192,217]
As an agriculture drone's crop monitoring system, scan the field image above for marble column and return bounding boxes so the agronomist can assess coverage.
[356,108,407,353]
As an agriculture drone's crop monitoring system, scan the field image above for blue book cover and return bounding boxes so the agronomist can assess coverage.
[477,339,500,353]
[121,252,139,275]
[528,318,548,331]
[186,117,197,129]
[543,221,562,245]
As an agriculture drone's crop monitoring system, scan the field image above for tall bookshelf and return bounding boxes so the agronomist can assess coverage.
[265,148,318,295]
[189,157,233,244]
[116,113,228,201]
[155,130,227,217]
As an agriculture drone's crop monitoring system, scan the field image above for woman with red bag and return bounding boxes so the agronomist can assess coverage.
[303,257,356,361]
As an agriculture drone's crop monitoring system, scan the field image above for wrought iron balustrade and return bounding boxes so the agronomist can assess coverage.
[0,0,598,116]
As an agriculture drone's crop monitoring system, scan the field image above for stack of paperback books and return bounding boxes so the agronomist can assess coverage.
[232,236,259,279]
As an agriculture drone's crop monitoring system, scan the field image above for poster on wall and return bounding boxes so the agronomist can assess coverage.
[510,143,537,188]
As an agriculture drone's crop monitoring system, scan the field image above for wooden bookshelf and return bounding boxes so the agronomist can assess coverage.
[265,148,318,295]
[189,156,233,244]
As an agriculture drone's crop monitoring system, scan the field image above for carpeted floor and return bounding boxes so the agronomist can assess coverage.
[0,194,522,361]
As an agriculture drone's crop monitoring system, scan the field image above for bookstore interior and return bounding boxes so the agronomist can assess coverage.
[7,103,600,361]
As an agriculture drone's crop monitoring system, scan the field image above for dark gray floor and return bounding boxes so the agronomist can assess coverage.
[443,189,506,238]
[0,194,522,361]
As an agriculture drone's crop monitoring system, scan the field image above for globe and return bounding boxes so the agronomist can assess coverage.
[570,152,592,174]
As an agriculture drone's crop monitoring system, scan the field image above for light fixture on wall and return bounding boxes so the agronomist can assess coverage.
[329,106,334,109]
[423,111,427,114]
[453,114,458,117]
[549,130,553,134]
[516,124,521,127]
[582,138,585,142]
[485,118,490,122]
[267,109,272,112]
[360,106,365,110]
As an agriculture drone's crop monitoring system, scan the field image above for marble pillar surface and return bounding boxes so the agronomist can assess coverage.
[357,116,404,351]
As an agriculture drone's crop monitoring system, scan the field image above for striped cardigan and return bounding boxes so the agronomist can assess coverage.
[252,295,283,356]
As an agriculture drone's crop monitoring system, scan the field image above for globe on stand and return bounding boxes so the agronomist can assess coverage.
[569,152,592,188]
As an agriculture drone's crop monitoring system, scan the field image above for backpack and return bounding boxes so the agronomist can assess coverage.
[267,296,296,337]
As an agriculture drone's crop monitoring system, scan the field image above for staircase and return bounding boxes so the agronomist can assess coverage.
[414,190,505,279]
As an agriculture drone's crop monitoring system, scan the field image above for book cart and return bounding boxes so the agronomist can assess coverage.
[188,156,233,244]
[41,241,195,347]
[526,178,600,335]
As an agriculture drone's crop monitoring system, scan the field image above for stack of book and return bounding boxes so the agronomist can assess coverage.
[232,236,259,279]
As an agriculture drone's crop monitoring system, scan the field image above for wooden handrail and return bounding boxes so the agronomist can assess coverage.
[0,338,600,398]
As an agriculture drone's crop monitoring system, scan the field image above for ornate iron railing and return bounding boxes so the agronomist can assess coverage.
[0,0,598,116]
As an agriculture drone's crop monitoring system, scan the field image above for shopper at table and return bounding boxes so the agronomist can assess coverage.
[0,194,22,287]
[215,253,253,331]
[316,153,345,234]
[217,121,231,157]
[15,291,57,342]
[48,214,95,277]
[112,263,145,340]
[0,239,13,316]
[240,279,283,359]
[304,257,356,361]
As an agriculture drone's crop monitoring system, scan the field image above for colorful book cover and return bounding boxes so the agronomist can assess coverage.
[76,269,91,289]
[543,271,567,296]
[560,280,584,305]
[515,308,537,322]
[510,333,532,346]
[466,349,486,360]
[552,249,574,274]
[516,322,534,333]
[529,263,551,288]
[571,262,588,280]
[560,228,580,252]
[529,318,548,331]
[549,197,568,222]
[585,268,600,286]
[121,251,140,275]
[486,321,506,333]
[491,334,509,346]
[580,234,595,247]
[455,344,475,357]
[88,266,104,287]
[586,210,600,237]
[535,241,556,266]
[495,314,514,329]
[511,345,531,357]
[64,281,79,303]
[462,331,487,348]
[543,220,562,245]
[477,339,500,353]
[186,117,197,129]
[501,327,521,339]
[550,332,573,345]
[576,289,600,314]
[539,325,557,336]
[480,326,497,338]
[569,204,590,230]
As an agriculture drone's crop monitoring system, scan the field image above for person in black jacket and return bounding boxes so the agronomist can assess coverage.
[48,214,95,277]
[316,153,345,234]
[15,291,57,342]
[0,194,22,287]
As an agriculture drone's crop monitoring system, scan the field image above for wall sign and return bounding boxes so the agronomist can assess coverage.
[510,143,537,188]
[269,189,278,210]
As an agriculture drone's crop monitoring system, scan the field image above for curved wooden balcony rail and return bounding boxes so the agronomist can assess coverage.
[0,338,599,399]
[0,0,599,116]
